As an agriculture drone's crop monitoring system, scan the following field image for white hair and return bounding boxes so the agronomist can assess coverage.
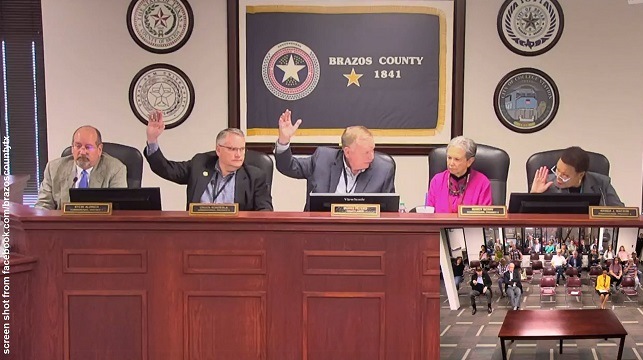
[447,136,477,159]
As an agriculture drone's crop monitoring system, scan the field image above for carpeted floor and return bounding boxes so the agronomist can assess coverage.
[440,275,643,359]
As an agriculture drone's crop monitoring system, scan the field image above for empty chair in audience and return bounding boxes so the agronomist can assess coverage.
[539,276,557,305]
[565,276,583,305]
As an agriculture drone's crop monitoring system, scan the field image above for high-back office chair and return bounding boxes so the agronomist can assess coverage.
[428,144,510,206]
[376,151,396,176]
[525,149,610,189]
[244,150,274,191]
[62,142,144,188]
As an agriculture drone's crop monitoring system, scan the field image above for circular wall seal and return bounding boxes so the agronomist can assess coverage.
[262,41,321,101]
[497,0,564,56]
[129,63,195,129]
[126,0,194,54]
[493,68,559,133]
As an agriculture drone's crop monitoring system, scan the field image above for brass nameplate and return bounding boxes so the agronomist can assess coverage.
[189,203,239,216]
[331,203,380,217]
[589,206,639,219]
[62,203,112,215]
[458,205,507,217]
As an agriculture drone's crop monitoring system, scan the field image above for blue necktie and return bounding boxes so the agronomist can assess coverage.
[78,170,89,188]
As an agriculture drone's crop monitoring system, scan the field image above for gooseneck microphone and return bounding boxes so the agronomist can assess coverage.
[71,177,78,189]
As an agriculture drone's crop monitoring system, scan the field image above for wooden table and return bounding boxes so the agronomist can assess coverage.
[498,309,628,360]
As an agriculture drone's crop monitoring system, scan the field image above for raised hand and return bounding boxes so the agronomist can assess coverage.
[530,166,553,193]
[147,110,165,144]
[277,109,302,145]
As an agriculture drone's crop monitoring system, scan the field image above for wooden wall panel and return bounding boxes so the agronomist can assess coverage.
[303,292,385,360]
[64,290,147,360]
[184,291,266,360]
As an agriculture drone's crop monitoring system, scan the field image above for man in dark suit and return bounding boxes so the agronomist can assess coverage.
[274,109,396,211]
[144,111,272,211]
[530,146,623,206]
[469,267,493,315]
[503,262,523,311]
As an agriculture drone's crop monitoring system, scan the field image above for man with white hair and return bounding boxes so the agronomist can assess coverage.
[274,109,395,211]
[504,262,523,310]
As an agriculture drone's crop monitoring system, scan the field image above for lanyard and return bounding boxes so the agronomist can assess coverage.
[211,174,234,203]
[343,169,359,193]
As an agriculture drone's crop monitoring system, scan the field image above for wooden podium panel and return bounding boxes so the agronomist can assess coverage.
[10,208,441,360]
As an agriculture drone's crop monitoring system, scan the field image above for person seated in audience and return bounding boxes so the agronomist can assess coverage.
[479,245,489,269]
[595,268,611,310]
[493,244,504,262]
[624,257,640,288]
[532,239,541,254]
[632,252,643,288]
[503,262,523,311]
[609,257,623,290]
[469,267,493,315]
[529,146,624,206]
[509,243,523,262]
[545,240,556,254]
[560,244,570,259]
[274,110,395,210]
[603,244,615,263]
[425,136,491,213]
[453,256,465,291]
[36,126,127,210]
[551,249,567,285]
[568,240,577,253]
[568,250,582,274]
[497,258,509,298]
[578,238,590,254]
[589,248,601,267]
[617,246,629,262]
[145,111,273,210]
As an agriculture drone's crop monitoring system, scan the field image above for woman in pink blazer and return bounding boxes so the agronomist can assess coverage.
[425,136,492,213]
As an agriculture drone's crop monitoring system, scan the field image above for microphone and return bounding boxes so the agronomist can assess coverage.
[593,185,606,206]
[71,177,78,189]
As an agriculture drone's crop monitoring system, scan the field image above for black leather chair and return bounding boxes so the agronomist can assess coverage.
[428,144,510,206]
[244,150,274,191]
[62,142,143,188]
[375,151,396,175]
[525,149,610,189]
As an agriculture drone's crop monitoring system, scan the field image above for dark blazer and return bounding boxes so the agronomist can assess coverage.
[470,270,493,292]
[568,255,582,269]
[144,147,273,211]
[544,171,624,206]
[274,146,396,211]
[503,269,523,292]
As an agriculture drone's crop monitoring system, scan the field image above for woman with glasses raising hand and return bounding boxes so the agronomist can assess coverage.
[529,146,624,206]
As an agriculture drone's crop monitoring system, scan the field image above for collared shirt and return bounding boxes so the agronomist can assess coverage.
[74,165,94,188]
[551,255,566,267]
[275,141,364,194]
[200,162,236,204]
[335,157,364,194]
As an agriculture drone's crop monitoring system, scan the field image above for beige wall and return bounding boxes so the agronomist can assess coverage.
[42,0,643,210]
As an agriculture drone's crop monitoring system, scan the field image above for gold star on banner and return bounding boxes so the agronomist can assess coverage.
[343,68,363,87]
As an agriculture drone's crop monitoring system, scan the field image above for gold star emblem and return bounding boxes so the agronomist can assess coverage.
[343,68,363,87]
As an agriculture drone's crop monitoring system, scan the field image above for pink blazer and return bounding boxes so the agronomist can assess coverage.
[425,169,492,213]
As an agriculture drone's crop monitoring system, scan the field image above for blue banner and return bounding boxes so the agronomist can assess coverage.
[245,6,446,136]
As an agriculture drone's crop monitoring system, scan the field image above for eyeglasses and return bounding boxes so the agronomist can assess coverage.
[218,145,246,153]
[550,166,571,183]
[72,143,97,152]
